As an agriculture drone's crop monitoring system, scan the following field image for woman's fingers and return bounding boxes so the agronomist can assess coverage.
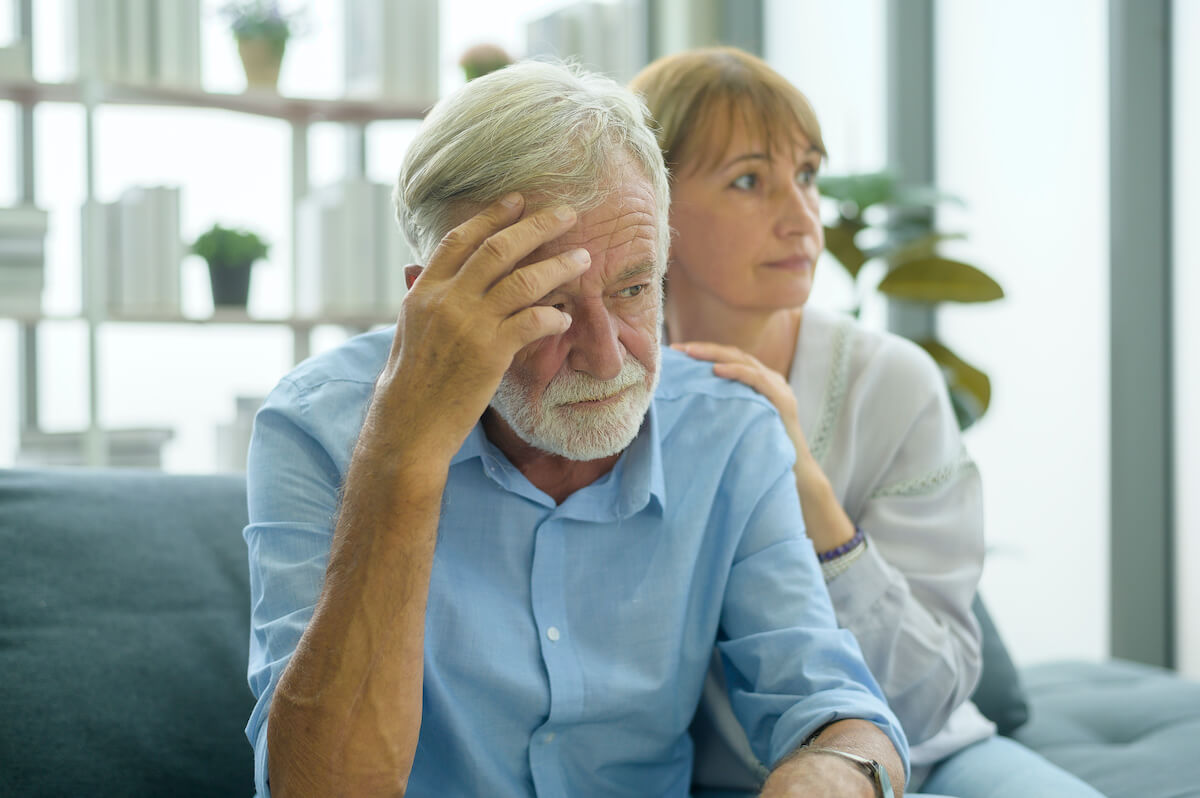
[671,340,762,367]
[712,362,787,403]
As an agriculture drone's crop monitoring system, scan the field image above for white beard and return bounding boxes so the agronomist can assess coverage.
[489,351,660,461]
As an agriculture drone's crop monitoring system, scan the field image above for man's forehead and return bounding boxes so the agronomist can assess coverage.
[529,185,659,269]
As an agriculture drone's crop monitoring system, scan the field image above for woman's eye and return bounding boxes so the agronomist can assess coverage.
[797,167,818,186]
[616,284,646,299]
[731,173,758,190]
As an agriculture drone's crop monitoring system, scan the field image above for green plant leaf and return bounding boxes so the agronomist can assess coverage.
[917,340,991,430]
[877,257,1004,303]
[890,184,966,209]
[865,231,967,262]
[818,171,898,212]
[191,223,270,267]
[823,221,868,279]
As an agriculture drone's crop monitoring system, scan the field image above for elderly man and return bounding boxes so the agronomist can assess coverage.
[244,61,908,798]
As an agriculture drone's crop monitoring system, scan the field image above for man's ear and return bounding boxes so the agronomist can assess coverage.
[404,264,424,290]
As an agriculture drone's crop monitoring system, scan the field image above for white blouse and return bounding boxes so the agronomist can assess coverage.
[690,307,995,790]
[791,307,994,768]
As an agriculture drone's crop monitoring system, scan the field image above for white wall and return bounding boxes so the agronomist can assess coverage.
[765,0,888,319]
[1174,0,1200,679]
[769,1,1111,665]
[935,0,1110,664]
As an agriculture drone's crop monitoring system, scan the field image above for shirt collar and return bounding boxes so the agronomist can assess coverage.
[449,404,666,520]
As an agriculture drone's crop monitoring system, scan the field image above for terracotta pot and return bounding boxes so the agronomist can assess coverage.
[237,38,285,91]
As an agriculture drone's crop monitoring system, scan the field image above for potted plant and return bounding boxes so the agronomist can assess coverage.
[458,43,513,82]
[220,1,303,91]
[818,171,1005,429]
[190,223,270,309]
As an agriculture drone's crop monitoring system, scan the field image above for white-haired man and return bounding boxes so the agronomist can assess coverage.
[244,61,909,798]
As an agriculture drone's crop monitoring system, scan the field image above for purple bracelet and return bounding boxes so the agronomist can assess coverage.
[818,526,865,563]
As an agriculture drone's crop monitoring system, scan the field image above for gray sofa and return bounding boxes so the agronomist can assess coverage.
[2,466,1198,797]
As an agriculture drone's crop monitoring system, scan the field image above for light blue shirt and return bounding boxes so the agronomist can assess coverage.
[244,327,907,797]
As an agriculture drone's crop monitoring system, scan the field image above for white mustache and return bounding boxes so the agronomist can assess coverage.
[542,358,647,407]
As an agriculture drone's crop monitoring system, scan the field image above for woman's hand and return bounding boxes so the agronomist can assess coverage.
[672,340,857,554]
[671,341,813,465]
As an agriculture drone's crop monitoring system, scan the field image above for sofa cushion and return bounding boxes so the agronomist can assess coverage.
[1013,659,1200,798]
[969,594,1030,736]
[0,467,254,798]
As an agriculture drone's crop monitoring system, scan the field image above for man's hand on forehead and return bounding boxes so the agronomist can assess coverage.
[370,194,592,460]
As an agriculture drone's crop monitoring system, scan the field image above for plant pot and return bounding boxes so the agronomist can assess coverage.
[237,37,285,91]
[207,261,253,308]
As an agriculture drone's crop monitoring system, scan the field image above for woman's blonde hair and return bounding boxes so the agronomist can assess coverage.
[629,46,826,179]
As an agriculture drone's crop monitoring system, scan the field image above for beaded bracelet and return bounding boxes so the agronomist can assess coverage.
[817,526,865,563]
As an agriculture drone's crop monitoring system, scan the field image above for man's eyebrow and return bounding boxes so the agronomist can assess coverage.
[613,262,656,283]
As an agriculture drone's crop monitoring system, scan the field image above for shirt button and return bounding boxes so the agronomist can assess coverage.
[544,732,556,743]
[546,626,561,642]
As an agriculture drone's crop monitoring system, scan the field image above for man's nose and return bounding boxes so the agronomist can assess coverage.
[564,301,623,381]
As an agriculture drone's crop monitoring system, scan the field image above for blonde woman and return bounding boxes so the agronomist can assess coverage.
[631,47,1104,798]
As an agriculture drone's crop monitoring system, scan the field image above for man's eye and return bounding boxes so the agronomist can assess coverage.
[731,173,758,190]
[616,284,646,299]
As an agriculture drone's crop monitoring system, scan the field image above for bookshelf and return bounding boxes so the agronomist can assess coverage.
[0,2,427,468]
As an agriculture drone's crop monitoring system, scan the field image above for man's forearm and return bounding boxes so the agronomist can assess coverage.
[266,433,450,798]
[761,718,906,798]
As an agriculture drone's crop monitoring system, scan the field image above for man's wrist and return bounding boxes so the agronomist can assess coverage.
[790,746,892,798]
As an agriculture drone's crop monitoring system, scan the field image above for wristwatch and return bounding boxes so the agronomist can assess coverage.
[800,746,894,798]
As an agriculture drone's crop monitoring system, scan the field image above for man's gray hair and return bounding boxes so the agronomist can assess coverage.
[395,60,670,270]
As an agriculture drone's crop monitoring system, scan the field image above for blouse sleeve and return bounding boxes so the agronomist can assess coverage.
[819,333,985,746]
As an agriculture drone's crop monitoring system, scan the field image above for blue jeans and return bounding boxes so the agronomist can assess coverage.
[911,734,1106,798]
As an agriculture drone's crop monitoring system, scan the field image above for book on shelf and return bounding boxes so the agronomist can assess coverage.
[375,184,412,312]
[344,0,440,106]
[17,426,174,469]
[0,204,49,313]
[122,0,153,85]
[297,178,399,318]
[0,41,32,80]
[526,0,647,83]
[0,204,50,233]
[216,395,266,472]
[69,0,202,87]
[91,186,182,316]
[154,0,203,88]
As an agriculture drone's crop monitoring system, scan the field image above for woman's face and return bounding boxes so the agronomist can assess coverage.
[667,116,824,314]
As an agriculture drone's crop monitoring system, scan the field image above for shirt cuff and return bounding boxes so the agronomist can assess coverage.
[254,720,272,798]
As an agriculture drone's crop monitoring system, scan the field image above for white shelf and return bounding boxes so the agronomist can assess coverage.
[0,309,396,329]
[0,77,428,123]
[5,30,424,468]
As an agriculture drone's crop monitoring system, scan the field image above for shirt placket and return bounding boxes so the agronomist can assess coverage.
[527,513,584,796]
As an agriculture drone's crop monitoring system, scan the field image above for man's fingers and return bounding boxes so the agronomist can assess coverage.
[420,193,527,282]
[457,204,580,295]
[500,305,574,351]
[488,247,591,314]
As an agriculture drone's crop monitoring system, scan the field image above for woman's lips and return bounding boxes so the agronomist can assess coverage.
[764,255,813,272]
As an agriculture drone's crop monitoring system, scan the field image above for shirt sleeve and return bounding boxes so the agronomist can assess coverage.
[242,377,349,798]
[716,410,910,776]
[823,335,986,746]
